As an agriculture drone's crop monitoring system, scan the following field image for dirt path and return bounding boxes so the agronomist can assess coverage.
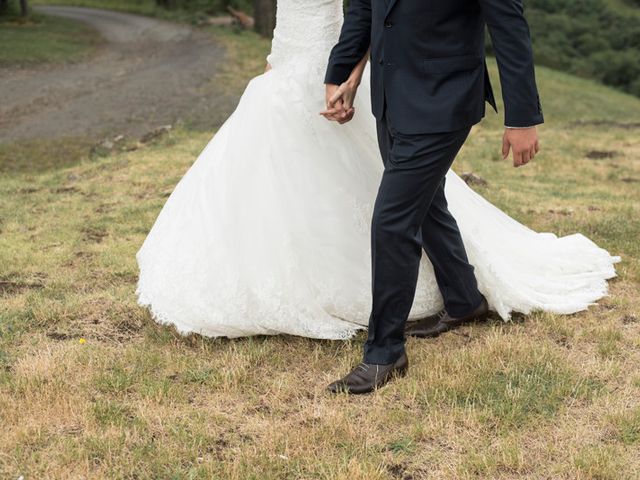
[0,6,237,143]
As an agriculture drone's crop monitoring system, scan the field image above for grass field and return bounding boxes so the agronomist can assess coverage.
[29,0,253,21]
[1,26,640,479]
[0,13,102,66]
[30,0,184,20]
[604,0,640,16]
[31,0,158,14]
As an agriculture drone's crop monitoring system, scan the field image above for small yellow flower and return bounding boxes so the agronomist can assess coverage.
[79,338,86,345]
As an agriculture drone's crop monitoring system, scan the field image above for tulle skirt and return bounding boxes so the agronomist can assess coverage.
[136,66,619,339]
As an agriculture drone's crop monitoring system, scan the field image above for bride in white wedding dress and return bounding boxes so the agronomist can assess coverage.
[136,0,619,340]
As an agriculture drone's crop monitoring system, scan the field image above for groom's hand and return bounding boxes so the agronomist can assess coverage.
[502,127,540,168]
[321,83,355,124]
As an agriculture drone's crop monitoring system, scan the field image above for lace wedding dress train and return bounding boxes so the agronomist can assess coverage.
[136,0,619,339]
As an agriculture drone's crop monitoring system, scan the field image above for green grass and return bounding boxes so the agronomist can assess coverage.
[0,13,102,65]
[32,0,157,14]
[30,0,253,22]
[573,445,629,480]
[418,345,604,429]
[0,26,640,479]
[31,0,185,21]
[608,407,640,445]
[604,0,640,16]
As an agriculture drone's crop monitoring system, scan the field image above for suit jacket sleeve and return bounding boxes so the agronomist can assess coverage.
[324,0,372,85]
[479,0,544,127]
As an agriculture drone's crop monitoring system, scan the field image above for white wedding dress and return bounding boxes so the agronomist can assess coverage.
[136,0,619,339]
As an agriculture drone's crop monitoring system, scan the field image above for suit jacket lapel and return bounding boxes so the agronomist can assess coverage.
[385,0,398,18]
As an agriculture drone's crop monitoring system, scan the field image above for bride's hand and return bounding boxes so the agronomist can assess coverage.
[321,83,355,124]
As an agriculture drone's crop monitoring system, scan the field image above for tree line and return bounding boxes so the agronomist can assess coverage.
[523,0,640,97]
[0,0,27,17]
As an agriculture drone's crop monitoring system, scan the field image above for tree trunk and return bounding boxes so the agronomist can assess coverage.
[19,0,28,16]
[253,0,276,37]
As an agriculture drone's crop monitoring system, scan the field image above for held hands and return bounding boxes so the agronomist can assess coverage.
[320,81,359,124]
[502,127,540,167]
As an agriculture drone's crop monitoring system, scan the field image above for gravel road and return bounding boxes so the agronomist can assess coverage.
[0,6,237,143]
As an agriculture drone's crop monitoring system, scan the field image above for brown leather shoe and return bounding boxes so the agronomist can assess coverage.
[405,296,489,338]
[404,312,442,333]
[327,353,408,395]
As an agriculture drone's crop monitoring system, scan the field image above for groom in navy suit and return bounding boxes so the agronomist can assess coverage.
[322,0,543,393]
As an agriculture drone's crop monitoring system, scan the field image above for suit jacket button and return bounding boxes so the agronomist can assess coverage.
[378,58,384,65]
[384,21,393,28]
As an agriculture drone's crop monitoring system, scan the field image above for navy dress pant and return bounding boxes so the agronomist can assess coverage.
[363,115,483,364]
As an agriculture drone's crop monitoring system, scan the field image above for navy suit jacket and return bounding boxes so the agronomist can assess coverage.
[325,0,544,134]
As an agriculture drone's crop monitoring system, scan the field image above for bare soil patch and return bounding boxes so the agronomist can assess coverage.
[0,6,237,143]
